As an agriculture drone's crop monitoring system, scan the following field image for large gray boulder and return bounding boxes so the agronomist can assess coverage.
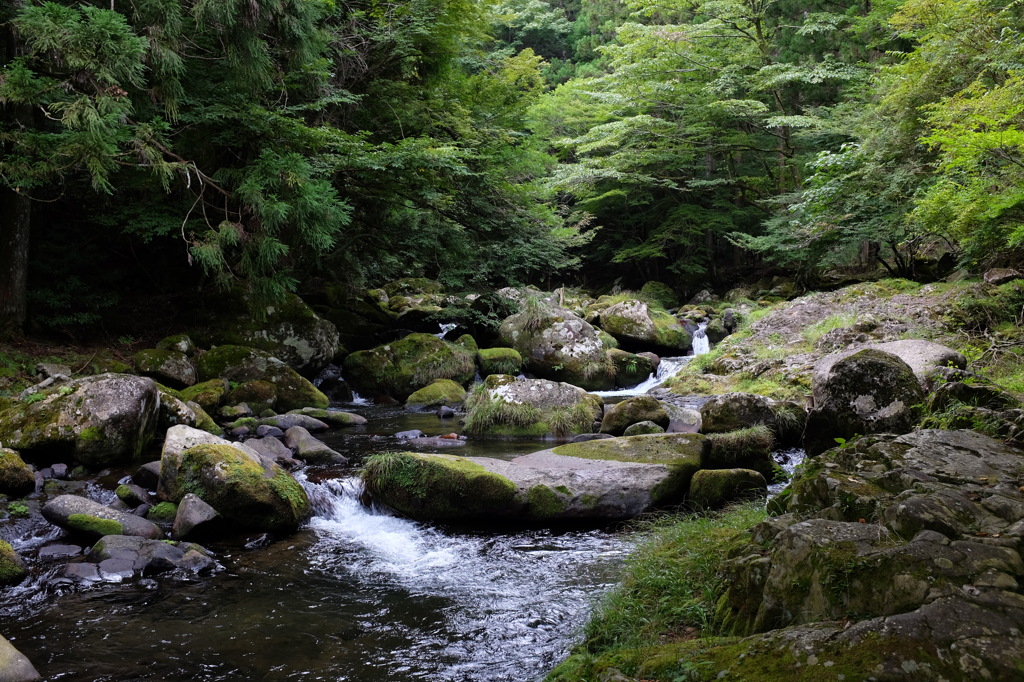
[133,349,197,388]
[0,634,41,682]
[0,374,160,468]
[462,375,602,439]
[812,339,965,399]
[362,433,706,522]
[599,396,669,436]
[803,349,924,456]
[498,305,614,391]
[41,495,163,540]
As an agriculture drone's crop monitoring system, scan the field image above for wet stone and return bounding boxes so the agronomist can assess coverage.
[62,563,100,583]
[38,544,82,562]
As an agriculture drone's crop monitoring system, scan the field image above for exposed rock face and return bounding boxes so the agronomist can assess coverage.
[599,300,692,354]
[204,291,340,377]
[0,374,160,468]
[803,349,924,456]
[983,267,1022,285]
[599,396,669,436]
[133,349,197,388]
[498,306,614,391]
[462,375,602,439]
[343,333,475,401]
[706,429,1024,678]
[363,433,706,522]
[41,495,163,540]
[195,345,328,412]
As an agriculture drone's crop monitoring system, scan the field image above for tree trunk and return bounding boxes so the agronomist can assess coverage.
[0,187,30,338]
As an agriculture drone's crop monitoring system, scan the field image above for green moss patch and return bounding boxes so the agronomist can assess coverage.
[67,513,123,536]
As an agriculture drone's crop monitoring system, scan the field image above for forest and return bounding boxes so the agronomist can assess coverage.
[2,0,1023,337]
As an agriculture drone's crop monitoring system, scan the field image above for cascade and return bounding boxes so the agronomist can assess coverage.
[691,321,710,355]
[435,322,458,339]
[593,355,692,398]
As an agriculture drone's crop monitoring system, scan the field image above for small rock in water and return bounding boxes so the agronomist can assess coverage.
[245,533,273,550]
[256,425,285,438]
[51,463,69,479]
[395,429,426,440]
[436,406,456,419]
[38,544,82,562]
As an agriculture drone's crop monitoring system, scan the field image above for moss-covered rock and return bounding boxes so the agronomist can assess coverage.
[41,494,163,539]
[343,333,475,401]
[158,442,310,533]
[188,401,224,436]
[0,448,35,496]
[200,290,340,377]
[639,281,679,309]
[703,425,775,480]
[599,300,692,353]
[405,379,467,411]
[146,501,179,524]
[382,277,444,298]
[454,334,478,352]
[195,345,328,411]
[804,349,924,456]
[623,420,665,436]
[700,392,806,446]
[473,347,519,377]
[224,380,278,413]
[463,376,601,439]
[607,348,654,388]
[178,378,229,412]
[600,396,669,436]
[498,304,615,391]
[286,407,367,427]
[688,468,767,510]
[156,333,197,356]
[0,373,160,468]
[363,452,519,521]
[133,348,197,389]
[0,539,27,585]
[551,433,706,506]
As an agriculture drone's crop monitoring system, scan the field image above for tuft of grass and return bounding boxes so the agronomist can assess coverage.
[801,311,859,346]
[579,502,767,655]
[519,295,553,333]
[462,385,544,435]
[705,425,774,463]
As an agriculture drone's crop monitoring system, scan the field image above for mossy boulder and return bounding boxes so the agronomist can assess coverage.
[0,373,160,468]
[599,396,669,436]
[224,380,278,413]
[286,407,367,427]
[0,448,35,496]
[133,348,197,389]
[0,540,27,585]
[454,334,478,352]
[688,468,767,510]
[155,333,196,356]
[382,277,444,298]
[804,349,924,456]
[405,379,467,411]
[178,378,229,412]
[195,345,328,412]
[41,494,163,539]
[599,300,692,354]
[639,280,679,310]
[704,425,775,480]
[607,349,654,388]
[497,306,614,391]
[363,452,520,521]
[462,375,602,439]
[700,392,806,446]
[157,441,310,533]
[188,401,224,436]
[550,433,706,506]
[200,291,340,377]
[343,333,475,401]
[476,347,523,376]
[623,420,665,436]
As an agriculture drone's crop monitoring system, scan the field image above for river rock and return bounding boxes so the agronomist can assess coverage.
[0,448,35,496]
[195,346,328,411]
[156,390,197,432]
[699,392,804,445]
[41,495,163,540]
[343,333,475,401]
[0,634,41,682]
[804,349,924,456]
[224,380,277,413]
[158,437,310,533]
[363,433,706,522]
[133,348,197,389]
[201,290,340,377]
[688,468,767,510]
[405,379,467,411]
[287,407,367,427]
[257,413,329,432]
[599,396,669,436]
[0,540,27,585]
[607,349,654,388]
[132,461,162,490]
[283,426,347,465]
[703,426,775,480]
[598,300,692,354]
[88,534,218,576]
[622,420,664,436]
[462,375,602,439]
[156,333,197,356]
[246,436,295,464]
[179,379,229,412]
[0,373,160,468]
[498,305,614,391]
[172,493,223,540]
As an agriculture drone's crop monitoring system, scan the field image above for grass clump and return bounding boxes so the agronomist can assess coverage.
[579,502,767,655]
[801,311,858,346]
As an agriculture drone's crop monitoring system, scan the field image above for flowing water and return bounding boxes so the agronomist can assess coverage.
[0,406,634,682]
[593,356,692,399]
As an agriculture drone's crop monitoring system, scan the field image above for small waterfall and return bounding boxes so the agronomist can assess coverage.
[593,355,692,398]
[691,321,710,355]
[435,322,458,340]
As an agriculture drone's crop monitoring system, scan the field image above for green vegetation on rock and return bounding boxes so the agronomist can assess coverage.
[67,513,123,536]
[405,379,467,409]
[0,539,27,584]
[476,347,523,376]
